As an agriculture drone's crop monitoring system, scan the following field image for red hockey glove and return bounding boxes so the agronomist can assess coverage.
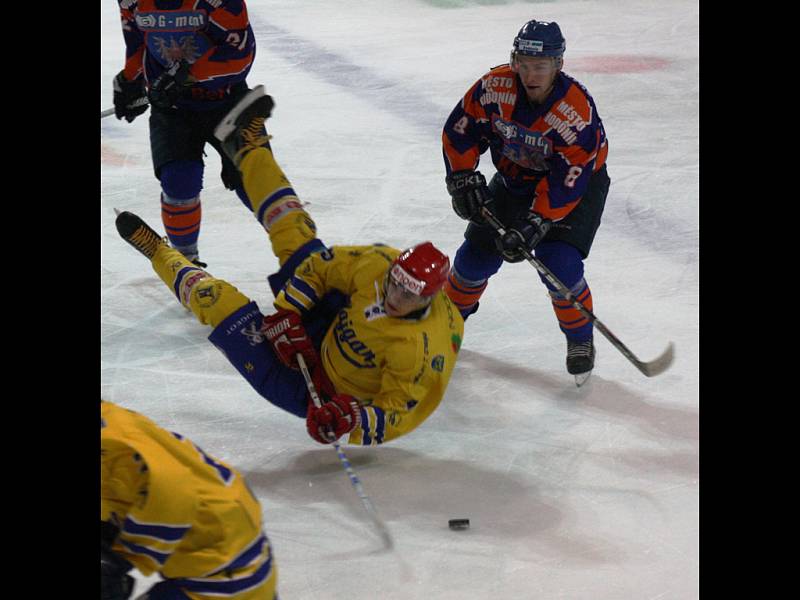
[261,309,318,370]
[306,395,361,444]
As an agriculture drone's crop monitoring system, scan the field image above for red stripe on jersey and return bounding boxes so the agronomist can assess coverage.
[594,138,608,172]
[442,133,479,172]
[123,47,145,81]
[209,6,250,31]
[191,52,254,81]
[533,179,579,221]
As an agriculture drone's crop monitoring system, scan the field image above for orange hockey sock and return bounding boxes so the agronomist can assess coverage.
[161,195,201,253]
[550,279,593,338]
[444,270,487,317]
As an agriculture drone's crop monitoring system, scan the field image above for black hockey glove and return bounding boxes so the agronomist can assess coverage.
[101,524,135,600]
[148,59,192,110]
[446,170,495,224]
[495,211,552,262]
[112,71,148,123]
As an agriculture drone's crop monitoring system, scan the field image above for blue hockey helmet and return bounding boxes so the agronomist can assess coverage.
[511,20,566,60]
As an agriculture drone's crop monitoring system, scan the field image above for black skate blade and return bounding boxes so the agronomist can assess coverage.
[213,84,268,142]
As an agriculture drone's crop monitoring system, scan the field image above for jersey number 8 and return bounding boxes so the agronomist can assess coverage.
[564,166,582,188]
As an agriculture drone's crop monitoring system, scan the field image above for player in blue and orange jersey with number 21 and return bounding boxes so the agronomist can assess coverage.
[112,0,263,268]
[441,19,611,386]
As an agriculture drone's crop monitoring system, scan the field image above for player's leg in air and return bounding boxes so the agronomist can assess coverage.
[114,87,332,418]
[213,86,327,295]
[116,86,326,331]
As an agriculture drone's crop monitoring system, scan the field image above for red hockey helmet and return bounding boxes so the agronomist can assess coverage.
[389,242,450,297]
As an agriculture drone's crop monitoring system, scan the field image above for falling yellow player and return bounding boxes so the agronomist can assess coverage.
[101,400,277,600]
[115,86,464,446]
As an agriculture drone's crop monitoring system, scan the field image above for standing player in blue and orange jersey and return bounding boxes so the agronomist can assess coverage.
[112,0,262,267]
[115,87,464,447]
[441,20,611,385]
[101,400,278,600]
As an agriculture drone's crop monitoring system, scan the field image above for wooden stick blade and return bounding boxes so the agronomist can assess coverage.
[636,342,675,377]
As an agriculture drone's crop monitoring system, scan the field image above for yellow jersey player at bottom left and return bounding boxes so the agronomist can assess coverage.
[101,400,278,600]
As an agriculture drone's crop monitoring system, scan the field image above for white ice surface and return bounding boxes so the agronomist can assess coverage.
[101,1,698,598]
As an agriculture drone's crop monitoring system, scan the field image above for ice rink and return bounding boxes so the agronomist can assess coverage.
[100,1,698,598]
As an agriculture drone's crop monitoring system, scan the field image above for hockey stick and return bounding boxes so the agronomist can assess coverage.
[101,97,149,120]
[481,207,674,377]
[296,354,394,550]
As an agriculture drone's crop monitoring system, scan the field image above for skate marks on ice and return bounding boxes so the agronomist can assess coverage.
[241,446,634,566]
[455,348,698,443]
[247,17,447,134]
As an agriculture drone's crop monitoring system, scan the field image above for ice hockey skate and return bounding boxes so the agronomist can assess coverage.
[213,84,274,166]
[116,209,208,267]
[567,338,595,387]
[115,209,168,260]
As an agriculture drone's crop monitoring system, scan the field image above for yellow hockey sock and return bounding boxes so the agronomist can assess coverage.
[150,245,250,328]
[239,147,318,266]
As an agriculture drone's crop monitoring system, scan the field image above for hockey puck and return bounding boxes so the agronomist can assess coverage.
[448,518,470,530]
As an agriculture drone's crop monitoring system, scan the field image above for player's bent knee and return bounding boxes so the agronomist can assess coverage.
[535,241,584,287]
[159,159,204,199]
[268,211,318,265]
[188,277,251,328]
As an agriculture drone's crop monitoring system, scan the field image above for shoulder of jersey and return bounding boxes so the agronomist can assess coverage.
[482,63,516,80]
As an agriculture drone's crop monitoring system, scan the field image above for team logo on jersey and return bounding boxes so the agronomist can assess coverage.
[150,34,206,66]
[451,334,462,353]
[137,11,210,67]
[333,310,377,368]
[495,120,518,141]
[492,116,553,171]
[431,355,445,372]
[136,11,207,32]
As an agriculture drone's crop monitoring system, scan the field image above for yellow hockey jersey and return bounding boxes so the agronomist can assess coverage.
[100,400,276,594]
[274,244,464,445]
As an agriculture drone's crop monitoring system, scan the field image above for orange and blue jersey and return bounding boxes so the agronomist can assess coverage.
[118,0,256,109]
[442,64,609,222]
